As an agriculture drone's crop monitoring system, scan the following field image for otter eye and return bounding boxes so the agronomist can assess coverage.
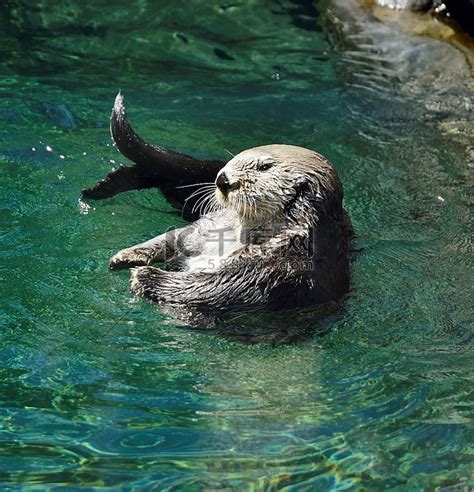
[257,162,273,172]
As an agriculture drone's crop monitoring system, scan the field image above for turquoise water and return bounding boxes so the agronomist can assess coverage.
[0,1,472,489]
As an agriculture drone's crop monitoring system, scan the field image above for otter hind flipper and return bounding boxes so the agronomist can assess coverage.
[81,163,155,200]
[81,92,225,210]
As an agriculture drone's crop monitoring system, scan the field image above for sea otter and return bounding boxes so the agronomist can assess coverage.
[83,94,352,312]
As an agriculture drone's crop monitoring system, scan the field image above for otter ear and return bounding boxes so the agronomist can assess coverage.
[287,176,330,225]
[293,177,316,202]
[285,179,312,222]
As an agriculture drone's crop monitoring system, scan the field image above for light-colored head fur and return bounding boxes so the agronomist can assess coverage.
[215,144,341,226]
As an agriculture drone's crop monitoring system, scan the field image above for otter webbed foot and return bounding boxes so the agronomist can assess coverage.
[109,248,154,270]
[81,92,225,221]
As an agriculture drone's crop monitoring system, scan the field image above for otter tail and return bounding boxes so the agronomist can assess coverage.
[82,92,224,214]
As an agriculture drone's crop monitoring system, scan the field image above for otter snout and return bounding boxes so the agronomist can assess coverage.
[216,172,240,195]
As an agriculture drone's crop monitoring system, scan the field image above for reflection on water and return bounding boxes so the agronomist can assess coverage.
[0,0,472,489]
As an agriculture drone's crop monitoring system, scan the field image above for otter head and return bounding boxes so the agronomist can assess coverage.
[215,144,342,224]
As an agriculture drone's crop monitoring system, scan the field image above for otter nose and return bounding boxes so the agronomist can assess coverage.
[216,172,239,194]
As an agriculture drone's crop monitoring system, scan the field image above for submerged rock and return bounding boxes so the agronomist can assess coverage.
[329,0,474,166]
[41,102,78,129]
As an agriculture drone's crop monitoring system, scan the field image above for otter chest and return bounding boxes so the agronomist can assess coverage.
[185,224,244,273]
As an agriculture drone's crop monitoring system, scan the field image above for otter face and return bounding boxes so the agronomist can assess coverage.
[215,146,313,222]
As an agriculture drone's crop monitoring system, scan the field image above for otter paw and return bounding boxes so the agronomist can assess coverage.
[130,266,164,300]
[109,249,152,270]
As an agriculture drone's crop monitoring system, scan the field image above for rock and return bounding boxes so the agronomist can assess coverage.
[329,0,474,167]
[41,103,78,129]
[433,0,474,37]
[375,0,432,11]
[375,0,474,37]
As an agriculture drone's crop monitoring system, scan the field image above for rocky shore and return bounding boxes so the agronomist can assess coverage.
[374,0,474,37]
[328,0,474,170]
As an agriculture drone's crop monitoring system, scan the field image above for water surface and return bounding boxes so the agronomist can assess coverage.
[0,1,472,489]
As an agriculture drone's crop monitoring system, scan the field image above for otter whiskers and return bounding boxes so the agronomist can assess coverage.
[182,184,216,217]
[191,187,217,216]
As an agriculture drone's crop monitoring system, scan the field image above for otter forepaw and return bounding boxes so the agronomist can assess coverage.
[130,266,164,300]
[109,248,153,270]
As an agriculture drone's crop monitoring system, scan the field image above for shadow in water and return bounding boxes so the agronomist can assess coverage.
[171,302,345,346]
